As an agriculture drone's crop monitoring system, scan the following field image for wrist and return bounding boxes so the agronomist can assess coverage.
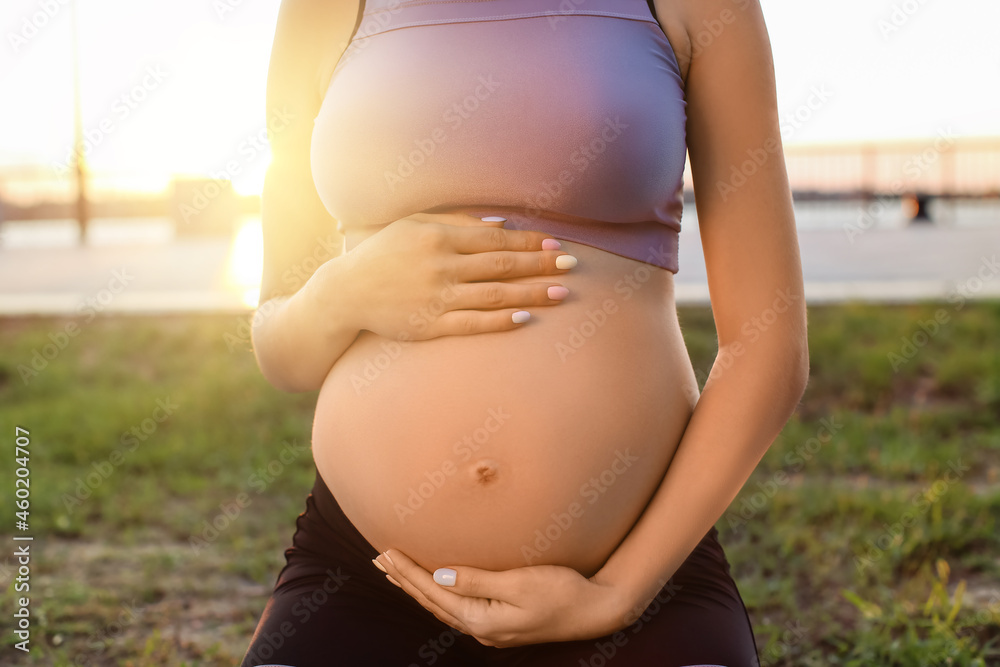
[590,568,660,634]
[302,252,363,336]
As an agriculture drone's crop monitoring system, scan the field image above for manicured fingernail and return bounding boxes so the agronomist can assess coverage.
[555,255,578,270]
[382,551,394,566]
[547,286,569,300]
[512,310,531,324]
[541,238,562,250]
[481,216,506,223]
[372,558,386,573]
[386,575,402,588]
[433,568,457,587]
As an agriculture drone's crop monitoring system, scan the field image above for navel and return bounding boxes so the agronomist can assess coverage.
[470,459,501,485]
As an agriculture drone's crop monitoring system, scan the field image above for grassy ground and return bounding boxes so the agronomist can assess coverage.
[0,301,998,666]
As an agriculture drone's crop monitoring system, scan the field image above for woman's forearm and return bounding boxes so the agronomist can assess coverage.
[596,330,809,616]
[251,254,362,393]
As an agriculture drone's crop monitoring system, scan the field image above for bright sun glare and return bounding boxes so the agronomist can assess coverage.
[226,218,263,308]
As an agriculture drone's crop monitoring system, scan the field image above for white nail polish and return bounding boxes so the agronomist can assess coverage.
[434,568,457,587]
[481,216,507,223]
[555,255,578,270]
[512,311,531,324]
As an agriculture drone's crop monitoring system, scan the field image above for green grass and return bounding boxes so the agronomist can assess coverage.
[1,301,999,665]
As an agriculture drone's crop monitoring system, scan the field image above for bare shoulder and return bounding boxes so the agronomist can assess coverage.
[648,0,691,86]
[651,0,763,88]
[268,0,362,124]
[260,0,363,302]
[656,0,802,346]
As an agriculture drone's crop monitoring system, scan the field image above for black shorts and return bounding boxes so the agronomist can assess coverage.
[241,469,761,667]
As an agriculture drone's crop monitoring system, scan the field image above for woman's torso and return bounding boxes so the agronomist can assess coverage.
[309,0,697,576]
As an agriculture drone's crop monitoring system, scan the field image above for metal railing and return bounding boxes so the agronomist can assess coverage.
[780,135,1000,198]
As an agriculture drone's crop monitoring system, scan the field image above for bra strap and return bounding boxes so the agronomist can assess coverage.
[349,0,365,43]
[646,0,659,22]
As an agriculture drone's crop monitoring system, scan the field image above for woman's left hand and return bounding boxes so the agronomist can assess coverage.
[374,549,629,648]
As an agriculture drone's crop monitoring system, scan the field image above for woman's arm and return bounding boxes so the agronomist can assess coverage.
[594,0,809,612]
[373,0,809,646]
[253,0,576,393]
[251,0,365,392]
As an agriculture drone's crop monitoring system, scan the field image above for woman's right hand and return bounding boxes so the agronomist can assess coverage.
[317,211,576,341]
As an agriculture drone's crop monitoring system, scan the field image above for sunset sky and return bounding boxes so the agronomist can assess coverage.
[1,0,998,197]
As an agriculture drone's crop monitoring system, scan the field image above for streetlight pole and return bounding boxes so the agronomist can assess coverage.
[71,0,88,244]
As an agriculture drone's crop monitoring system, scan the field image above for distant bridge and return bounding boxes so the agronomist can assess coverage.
[778,134,1000,199]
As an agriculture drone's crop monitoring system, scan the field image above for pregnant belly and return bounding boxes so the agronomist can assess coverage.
[312,239,700,576]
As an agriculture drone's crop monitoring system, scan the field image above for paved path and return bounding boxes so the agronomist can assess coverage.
[677,225,1000,303]
[1,224,998,315]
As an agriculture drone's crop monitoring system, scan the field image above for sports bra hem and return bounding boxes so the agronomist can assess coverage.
[500,215,680,273]
[534,228,680,273]
[344,211,681,273]
[352,11,663,42]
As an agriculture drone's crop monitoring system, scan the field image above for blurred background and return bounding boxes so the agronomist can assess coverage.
[1,0,998,665]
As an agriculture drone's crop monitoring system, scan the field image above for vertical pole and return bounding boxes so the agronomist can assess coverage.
[71,0,88,244]
[861,143,876,201]
[942,137,956,226]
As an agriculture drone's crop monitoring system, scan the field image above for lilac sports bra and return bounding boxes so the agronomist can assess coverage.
[311,0,688,272]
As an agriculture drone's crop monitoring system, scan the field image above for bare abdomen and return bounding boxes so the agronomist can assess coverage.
[311,240,699,576]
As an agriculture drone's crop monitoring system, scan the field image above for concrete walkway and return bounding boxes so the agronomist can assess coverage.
[1,223,998,315]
